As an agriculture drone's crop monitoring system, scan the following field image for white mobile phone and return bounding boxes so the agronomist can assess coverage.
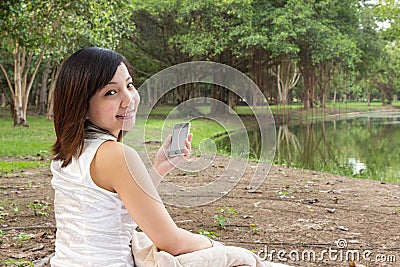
[169,122,190,157]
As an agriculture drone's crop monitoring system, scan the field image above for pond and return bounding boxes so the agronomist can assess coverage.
[214,112,400,184]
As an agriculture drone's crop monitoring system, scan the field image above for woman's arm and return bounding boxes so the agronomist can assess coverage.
[90,140,211,256]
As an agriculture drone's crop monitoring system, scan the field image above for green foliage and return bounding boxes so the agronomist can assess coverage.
[0,0,135,125]
[0,229,4,244]
[27,202,49,216]
[198,229,219,239]
[374,0,400,41]
[0,0,133,52]
[12,232,32,242]
[213,206,238,229]
[0,258,34,267]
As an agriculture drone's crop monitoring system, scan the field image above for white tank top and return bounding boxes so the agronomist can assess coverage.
[50,135,136,267]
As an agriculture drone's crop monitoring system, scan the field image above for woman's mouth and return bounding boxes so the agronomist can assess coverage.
[116,111,134,120]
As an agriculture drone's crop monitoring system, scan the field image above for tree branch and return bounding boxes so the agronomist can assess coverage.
[0,63,15,100]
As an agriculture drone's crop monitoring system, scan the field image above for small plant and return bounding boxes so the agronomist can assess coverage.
[27,201,49,216]
[249,223,262,233]
[0,205,8,223]
[0,230,5,244]
[1,258,34,267]
[213,206,237,229]
[198,229,219,239]
[13,232,32,242]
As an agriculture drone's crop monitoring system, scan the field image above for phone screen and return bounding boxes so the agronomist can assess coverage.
[169,122,190,156]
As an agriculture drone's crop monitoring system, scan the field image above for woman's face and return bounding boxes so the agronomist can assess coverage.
[87,63,140,136]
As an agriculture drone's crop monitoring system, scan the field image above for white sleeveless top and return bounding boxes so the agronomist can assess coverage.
[50,135,137,267]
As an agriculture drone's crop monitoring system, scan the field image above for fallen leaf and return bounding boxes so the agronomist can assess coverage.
[30,232,45,239]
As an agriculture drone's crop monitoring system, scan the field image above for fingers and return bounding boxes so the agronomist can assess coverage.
[183,138,192,158]
[163,134,172,148]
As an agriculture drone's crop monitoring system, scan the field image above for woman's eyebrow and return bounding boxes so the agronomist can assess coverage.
[107,76,132,85]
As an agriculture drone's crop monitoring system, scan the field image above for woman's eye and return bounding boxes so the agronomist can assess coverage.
[127,82,135,89]
[105,90,117,96]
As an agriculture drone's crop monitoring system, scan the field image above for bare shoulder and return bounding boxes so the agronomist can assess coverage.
[96,141,140,163]
[91,141,141,191]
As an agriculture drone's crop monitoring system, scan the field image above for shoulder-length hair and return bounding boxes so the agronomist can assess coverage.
[52,47,132,168]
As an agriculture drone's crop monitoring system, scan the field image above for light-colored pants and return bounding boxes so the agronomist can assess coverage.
[131,231,292,267]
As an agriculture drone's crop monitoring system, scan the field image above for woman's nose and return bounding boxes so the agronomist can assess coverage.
[121,88,138,108]
[121,89,133,108]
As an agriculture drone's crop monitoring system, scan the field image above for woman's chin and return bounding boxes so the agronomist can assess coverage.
[122,117,136,132]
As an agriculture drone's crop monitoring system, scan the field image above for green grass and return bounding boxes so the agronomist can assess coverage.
[0,114,55,157]
[0,111,227,159]
[1,102,393,156]
[0,101,397,176]
[124,116,228,149]
[0,161,48,175]
[0,112,54,174]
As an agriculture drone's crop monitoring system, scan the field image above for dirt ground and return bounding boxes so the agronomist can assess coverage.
[1,147,399,267]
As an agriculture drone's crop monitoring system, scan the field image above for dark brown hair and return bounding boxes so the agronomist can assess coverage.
[52,47,132,167]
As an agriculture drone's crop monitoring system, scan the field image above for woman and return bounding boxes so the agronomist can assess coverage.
[51,47,289,267]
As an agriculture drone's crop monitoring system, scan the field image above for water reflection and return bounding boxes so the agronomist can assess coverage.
[215,114,400,183]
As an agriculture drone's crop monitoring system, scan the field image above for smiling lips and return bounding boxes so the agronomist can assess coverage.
[116,110,135,120]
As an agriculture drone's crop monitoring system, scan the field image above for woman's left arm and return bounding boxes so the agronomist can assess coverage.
[150,133,193,187]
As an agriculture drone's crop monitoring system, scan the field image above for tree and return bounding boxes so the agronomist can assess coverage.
[265,0,361,108]
[375,0,400,42]
[0,0,133,126]
[373,43,400,105]
[271,56,301,105]
[131,0,253,112]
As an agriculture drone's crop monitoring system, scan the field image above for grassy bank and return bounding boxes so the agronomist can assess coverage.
[1,102,399,177]
[0,111,227,175]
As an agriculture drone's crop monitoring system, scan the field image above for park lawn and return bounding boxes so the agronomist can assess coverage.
[0,115,55,158]
[0,101,397,174]
[0,112,228,174]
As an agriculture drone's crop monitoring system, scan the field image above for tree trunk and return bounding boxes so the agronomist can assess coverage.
[299,48,317,109]
[332,86,337,106]
[228,90,236,109]
[13,43,26,126]
[210,58,229,115]
[47,64,61,120]
[318,62,333,108]
[12,42,46,126]
[210,85,229,115]
[1,91,5,107]
[38,62,51,115]
[263,51,271,103]
[301,66,316,109]
[273,56,300,106]
[0,63,15,112]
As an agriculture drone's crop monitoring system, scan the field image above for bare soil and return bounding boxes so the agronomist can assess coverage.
[1,149,399,267]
